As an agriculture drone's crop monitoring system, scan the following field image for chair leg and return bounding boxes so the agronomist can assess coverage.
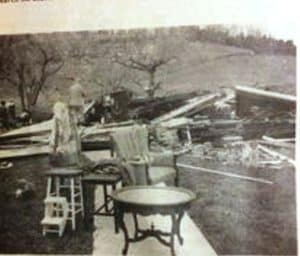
[175,176,179,187]
[55,177,60,197]
[174,157,179,187]
[70,177,76,230]
[174,165,179,187]
[78,177,84,218]
[46,177,52,197]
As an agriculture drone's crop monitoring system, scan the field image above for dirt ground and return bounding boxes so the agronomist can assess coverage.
[0,153,297,255]
[179,155,297,255]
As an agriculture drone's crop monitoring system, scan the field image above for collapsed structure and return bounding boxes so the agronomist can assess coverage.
[0,85,296,179]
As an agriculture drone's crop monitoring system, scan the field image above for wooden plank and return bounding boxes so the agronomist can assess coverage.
[269,138,295,142]
[260,139,295,149]
[151,93,220,124]
[177,163,273,185]
[257,145,295,166]
[80,124,133,139]
[262,135,295,144]
[0,145,50,160]
[0,120,52,140]
[235,86,296,102]
[235,86,296,117]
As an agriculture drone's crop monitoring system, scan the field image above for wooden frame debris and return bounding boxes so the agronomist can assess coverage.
[235,85,296,117]
[152,93,220,124]
[257,144,295,166]
[177,163,273,185]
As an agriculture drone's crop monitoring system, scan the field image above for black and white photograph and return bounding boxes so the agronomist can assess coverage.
[0,1,297,255]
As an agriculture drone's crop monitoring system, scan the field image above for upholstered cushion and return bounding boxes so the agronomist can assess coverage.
[148,166,176,184]
[150,151,174,167]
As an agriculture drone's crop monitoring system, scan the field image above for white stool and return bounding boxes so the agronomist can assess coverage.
[41,196,69,237]
[45,169,84,230]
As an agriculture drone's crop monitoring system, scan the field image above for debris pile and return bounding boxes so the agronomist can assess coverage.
[191,138,295,169]
[191,141,258,167]
[0,85,296,169]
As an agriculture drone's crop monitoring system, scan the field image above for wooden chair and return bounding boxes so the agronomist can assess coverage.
[41,196,69,237]
[111,125,191,186]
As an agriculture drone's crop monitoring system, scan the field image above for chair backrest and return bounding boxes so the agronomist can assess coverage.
[112,125,149,162]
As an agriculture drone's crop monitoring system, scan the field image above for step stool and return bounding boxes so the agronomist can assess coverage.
[45,168,84,230]
[41,196,69,237]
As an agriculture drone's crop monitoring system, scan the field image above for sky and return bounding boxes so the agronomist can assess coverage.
[0,0,297,42]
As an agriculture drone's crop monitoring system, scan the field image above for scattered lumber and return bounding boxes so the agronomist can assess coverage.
[80,123,134,139]
[93,120,135,129]
[0,120,52,140]
[151,93,220,124]
[0,135,49,145]
[267,137,295,143]
[262,135,295,142]
[235,85,296,117]
[129,92,197,120]
[0,145,50,160]
[257,144,295,166]
[236,85,296,102]
[160,117,192,129]
[177,163,273,185]
[259,139,295,149]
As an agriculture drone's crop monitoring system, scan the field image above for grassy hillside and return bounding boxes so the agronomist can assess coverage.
[0,29,296,115]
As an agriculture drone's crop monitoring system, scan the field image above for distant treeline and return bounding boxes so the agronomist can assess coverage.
[95,25,296,56]
[190,25,296,56]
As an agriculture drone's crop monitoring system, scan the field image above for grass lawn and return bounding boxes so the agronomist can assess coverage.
[0,153,297,255]
[0,156,94,254]
[179,155,297,255]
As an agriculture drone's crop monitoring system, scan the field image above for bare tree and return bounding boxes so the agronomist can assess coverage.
[0,35,64,112]
[114,37,183,98]
[93,63,129,95]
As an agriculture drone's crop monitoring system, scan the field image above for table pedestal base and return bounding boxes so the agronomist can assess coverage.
[117,211,184,256]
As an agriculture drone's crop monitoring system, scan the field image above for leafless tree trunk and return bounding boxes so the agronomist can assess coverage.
[0,35,64,112]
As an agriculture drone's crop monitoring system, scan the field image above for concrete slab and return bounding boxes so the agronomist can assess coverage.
[84,150,217,256]
[92,185,217,256]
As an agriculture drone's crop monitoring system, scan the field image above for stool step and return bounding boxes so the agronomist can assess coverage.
[44,196,68,204]
[41,217,66,225]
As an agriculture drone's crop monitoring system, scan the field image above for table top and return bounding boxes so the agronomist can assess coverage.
[112,186,196,207]
[45,168,83,177]
[82,173,122,183]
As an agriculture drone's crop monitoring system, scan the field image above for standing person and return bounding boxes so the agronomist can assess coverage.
[0,101,9,130]
[69,77,86,125]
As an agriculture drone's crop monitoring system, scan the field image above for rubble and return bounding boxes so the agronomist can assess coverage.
[191,141,259,167]
[151,93,220,124]
[0,86,296,167]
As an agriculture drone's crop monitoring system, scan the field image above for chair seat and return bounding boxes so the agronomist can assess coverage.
[148,166,176,184]
[41,217,66,225]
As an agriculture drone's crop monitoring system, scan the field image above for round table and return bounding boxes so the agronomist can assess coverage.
[112,186,196,256]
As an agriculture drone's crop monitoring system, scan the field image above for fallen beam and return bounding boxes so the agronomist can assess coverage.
[260,139,295,149]
[262,135,295,142]
[235,85,296,117]
[0,120,52,140]
[177,163,273,185]
[151,93,220,124]
[0,145,50,160]
[236,85,296,102]
[267,137,295,142]
[257,145,295,166]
